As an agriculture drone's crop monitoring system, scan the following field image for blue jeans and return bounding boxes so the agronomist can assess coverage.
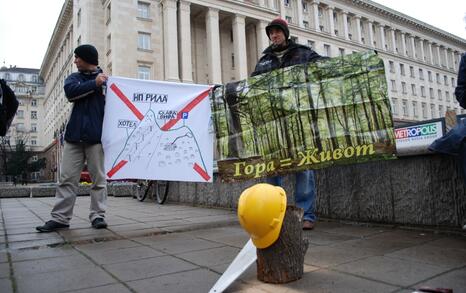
[267,170,317,222]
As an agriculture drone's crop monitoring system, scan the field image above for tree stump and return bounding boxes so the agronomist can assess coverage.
[256,205,309,283]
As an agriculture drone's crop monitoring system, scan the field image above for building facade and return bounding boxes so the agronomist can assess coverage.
[41,0,466,149]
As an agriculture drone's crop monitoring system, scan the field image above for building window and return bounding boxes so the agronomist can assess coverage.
[451,77,455,86]
[307,40,314,49]
[436,73,440,84]
[431,104,436,118]
[409,66,414,78]
[31,99,37,107]
[231,53,235,68]
[400,64,405,76]
[429,87,434,99]
[389,61,395,73]
[137,66,151,80]
[428,71,432,82]
[391,80,397,92]
[444,75,448,85]
[106,3,111,24]
[421,86,426,97]
[339,48,345,57]
[323,44,331,57]
[412,101,418,117]
[285,16,292,24]
[4,73,10,80]
[401,82,407,94]
[438,89,442,101]
[138,32,151,50]
[446,91,450,102]
[31,124,37,132]
[411,84,416,96]
[422,102,427,118]
[303,21,309,29]
[138,2,150,18]
[439,105,444,116]
[302,1,308,11]
[31,139,37,146]
[77,9,81,27]
[31,111,37,119]
[18,74,25,82]
[391,98,398,115]
[77,36,81,46]
[284,0,290,7]
[419,68,424,80]
[17,110,24,118]
[31,75,38,83]
[402,100,408,117]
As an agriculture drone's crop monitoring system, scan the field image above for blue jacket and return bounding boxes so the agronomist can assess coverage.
[63,68,105,144]
[455,53,466,108]
[251,40,323,77]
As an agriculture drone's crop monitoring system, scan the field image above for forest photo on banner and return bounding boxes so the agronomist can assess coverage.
[211,51,396,182]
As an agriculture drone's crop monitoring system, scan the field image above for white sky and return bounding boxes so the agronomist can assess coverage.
[0,0,465,69]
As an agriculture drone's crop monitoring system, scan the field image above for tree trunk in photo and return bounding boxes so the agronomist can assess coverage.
[256,206,309,284]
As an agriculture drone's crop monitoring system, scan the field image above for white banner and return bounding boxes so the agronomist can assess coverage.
[102,76,213,182]
[395,121,444,156]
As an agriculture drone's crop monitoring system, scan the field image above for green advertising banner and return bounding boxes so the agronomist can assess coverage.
[211,50,396,182]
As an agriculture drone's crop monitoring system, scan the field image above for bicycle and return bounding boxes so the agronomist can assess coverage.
[136,180,170,204]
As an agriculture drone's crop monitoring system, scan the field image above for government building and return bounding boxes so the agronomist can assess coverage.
[38,0,466,179]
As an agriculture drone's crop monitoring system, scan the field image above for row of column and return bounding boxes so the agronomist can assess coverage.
[290,1,461,71]
[163,0,270,84]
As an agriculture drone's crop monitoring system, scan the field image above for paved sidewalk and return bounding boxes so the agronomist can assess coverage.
[0,197,465,293]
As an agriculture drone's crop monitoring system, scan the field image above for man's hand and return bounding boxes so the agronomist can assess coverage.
[95,73,108,87]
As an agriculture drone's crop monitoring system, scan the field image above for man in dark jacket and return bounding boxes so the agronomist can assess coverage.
[37,44,109,232]
[0,78,19,136]
[252,18,323,230]
[455,53,466,108]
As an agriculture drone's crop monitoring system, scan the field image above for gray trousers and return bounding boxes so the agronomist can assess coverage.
[51,142,107,225]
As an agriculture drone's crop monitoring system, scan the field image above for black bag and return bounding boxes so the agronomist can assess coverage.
[0,79,19,136]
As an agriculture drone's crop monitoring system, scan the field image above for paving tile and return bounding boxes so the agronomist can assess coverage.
[10,245,77,262]
[334,255,450,287]
[83,245,165,265]
[413,267,466,293]
[424,236,466,250]
[8,238,64,250]
[135,233,225,254]
[322,225,386,238]
[0,263,10,278]
[103,255,197,282]
[66,283,132,293]
[304,244,379,268]
[13,254,94,276]
[176,246,240,267]
[385,243,466,268]
[74,239,140,253]
[127,268,218,293]
[15,266,115,293]
[306,231,359,246]
[0,278,13,293]
[7,232,63,243]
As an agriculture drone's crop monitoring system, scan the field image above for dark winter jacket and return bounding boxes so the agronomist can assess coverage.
[455,53,466,109]
[251,40,323,77]
[0,79,19,136]
[63,68,105,144]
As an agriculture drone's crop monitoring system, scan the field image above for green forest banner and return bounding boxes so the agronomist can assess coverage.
[211,50,396,182]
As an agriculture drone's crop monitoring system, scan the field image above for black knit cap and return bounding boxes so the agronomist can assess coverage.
[74,44,99,65]
[265,17,290,40]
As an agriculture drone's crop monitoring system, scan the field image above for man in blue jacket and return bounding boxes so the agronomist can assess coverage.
[252,18,324,230]
[37,44,109,232]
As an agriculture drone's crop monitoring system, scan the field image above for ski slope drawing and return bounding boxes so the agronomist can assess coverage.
[102,76,213,182]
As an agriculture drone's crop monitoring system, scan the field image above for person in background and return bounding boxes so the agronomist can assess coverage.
[36,44,109,232]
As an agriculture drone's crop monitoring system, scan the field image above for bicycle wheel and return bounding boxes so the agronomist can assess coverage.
[136,180,152,202]
[155,181,170,204]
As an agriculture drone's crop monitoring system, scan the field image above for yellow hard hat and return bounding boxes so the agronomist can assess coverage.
[237,183,287,249]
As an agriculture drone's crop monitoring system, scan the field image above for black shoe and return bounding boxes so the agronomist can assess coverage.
[91,218,107,229]
[36,220,69,233]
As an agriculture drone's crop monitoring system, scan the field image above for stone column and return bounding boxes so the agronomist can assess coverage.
[444,47,449,68]
[367,20,374,48]
[312,1,320,31]
[342,10,349,40]
[378,24,385,50]
[233,14,248,80]
[451,51,457,70]
[428,41,434,65]
[279,0,286,18]
[327,6,335,36]
[419,39,425,62]
[297,0,304,28]
[436,44,441,66]
[390,28,396,53]
[354,16,362,44]
[401,32,407,56]
[179,0,192,83]
[256,20,269,57]
[410,35,415,59]
[206,8,222,84]
[163,0,179,81]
